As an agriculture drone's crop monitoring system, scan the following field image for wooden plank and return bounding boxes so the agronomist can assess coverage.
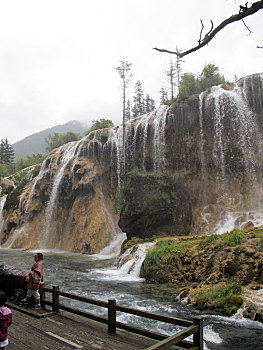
[45,331,83,348]
[58,290,108,307]
[144,325,198,350]
[58,303,108,324]
[115,305,193,327]
[6,302,55,319]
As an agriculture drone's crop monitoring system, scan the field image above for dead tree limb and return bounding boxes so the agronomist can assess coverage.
[153,1,263,58]
[241,19,253,34]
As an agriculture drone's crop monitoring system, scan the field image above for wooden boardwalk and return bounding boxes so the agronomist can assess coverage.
[6,304,155,350]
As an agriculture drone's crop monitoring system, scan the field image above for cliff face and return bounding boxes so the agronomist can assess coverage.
[0,73,263,253]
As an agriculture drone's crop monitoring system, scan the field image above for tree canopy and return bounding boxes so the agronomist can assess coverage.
[85,119,114,135]
[15,154,46,172]
[177,63,225,101]
[45,131,81,152]
[0,138,14,165]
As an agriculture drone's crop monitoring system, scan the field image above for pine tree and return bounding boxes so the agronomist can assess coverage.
[160,88,168,105]
[125,100,132,121]
[165,59,176,100]
[115,59,133,175]
[144,94,155,113]
[132,80,145,118]
[0,138,14,165]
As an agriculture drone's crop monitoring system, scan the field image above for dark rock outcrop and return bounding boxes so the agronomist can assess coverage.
[118,173,192,239]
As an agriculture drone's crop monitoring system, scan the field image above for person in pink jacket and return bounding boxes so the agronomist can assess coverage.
[0,290,12,350]
[20,252,44,309]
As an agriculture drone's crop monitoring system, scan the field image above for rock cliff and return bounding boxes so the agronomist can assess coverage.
[0,73,263,253]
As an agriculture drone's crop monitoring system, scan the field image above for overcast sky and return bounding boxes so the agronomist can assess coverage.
[0,0,262,144]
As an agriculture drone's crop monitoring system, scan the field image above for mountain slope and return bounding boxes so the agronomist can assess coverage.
[13,120,89,159]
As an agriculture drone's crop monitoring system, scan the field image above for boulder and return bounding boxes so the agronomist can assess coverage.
[0,178,15,195]
[0,264,27,296]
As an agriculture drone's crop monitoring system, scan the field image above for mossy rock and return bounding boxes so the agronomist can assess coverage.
[118,172,192,240]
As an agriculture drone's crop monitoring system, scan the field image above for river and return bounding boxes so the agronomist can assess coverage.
[0,248,263,350]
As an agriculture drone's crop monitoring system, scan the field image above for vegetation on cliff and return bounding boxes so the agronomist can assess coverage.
[118,170,192,240]
[137,226,263,315]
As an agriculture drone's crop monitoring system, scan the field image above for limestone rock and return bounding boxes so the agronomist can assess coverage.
[0,178,15,195]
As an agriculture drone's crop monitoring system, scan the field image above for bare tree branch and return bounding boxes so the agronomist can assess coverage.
[241,19,253,35]
[198,20,204,44]
[153,1,263,58]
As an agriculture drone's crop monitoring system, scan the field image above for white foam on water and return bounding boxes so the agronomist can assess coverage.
[90,242,155,282]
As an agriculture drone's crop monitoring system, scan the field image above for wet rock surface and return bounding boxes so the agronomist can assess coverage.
[118,173,192,239]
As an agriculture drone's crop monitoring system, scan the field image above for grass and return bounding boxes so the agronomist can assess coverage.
[144,240,182,269]
[193,281,243,315]
[198,228,245,249]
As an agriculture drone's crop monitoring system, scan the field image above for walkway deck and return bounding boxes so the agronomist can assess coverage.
[6,304,155,350]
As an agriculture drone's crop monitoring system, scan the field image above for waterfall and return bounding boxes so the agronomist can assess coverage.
[70,135,89,175]
[92,242,155,281]
[116,242,155,278]
[42,140,82,247]
[92,193,126,259]
[0,195,7,246]
[206,86,227,183]
[153,106,168,172]
[199,91,207,202]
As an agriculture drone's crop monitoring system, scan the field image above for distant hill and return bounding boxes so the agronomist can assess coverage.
[13,120,89,159]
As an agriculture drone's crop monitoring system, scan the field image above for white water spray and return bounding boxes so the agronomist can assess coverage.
[42,140,82,247]
[0,195,7,245]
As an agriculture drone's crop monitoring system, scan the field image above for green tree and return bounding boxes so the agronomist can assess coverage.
[0,138,14,165]
[199,63,225,91]
[177,73,199,101]
[0,164,7,177]
[85,119,114,135]
[15,153,45,171]
[132,80,145,118]
[160,88,168,105]
[45,132,80,152]
[144,94,155,113]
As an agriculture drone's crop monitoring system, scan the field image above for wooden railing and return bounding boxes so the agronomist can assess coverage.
[40,284,203,350]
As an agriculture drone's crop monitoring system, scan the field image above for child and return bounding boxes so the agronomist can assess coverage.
[0,290,12,350]
[20,252,43,309]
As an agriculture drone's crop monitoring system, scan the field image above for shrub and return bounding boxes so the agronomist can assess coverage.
[144,240,182,269]
[194,281,242,315]
[223,229,244,246]
[198,234,219,248]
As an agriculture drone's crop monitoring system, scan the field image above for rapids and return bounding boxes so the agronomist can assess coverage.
[0,248,262,350]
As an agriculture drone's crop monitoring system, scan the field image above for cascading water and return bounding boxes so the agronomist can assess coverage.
[42,140,82,247]
[0,195,7,246]
[92,242,155,281]
[153,105,168,172]
[199,75,263,232]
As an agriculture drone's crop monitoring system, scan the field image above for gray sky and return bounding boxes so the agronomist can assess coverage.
[0,0,262,144]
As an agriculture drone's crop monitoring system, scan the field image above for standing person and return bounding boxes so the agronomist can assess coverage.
[0,290,12,350]
[20,252,43,309]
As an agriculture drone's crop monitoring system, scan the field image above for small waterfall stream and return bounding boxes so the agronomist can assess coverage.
[0,195,7,245]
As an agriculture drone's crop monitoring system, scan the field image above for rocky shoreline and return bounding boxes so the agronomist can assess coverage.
[126,226,263,323]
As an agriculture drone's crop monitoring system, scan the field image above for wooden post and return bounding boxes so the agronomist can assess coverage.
[193,316,203,350]
[108,298,116,334]
[40,282,46,310]
[52,285,60,312]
